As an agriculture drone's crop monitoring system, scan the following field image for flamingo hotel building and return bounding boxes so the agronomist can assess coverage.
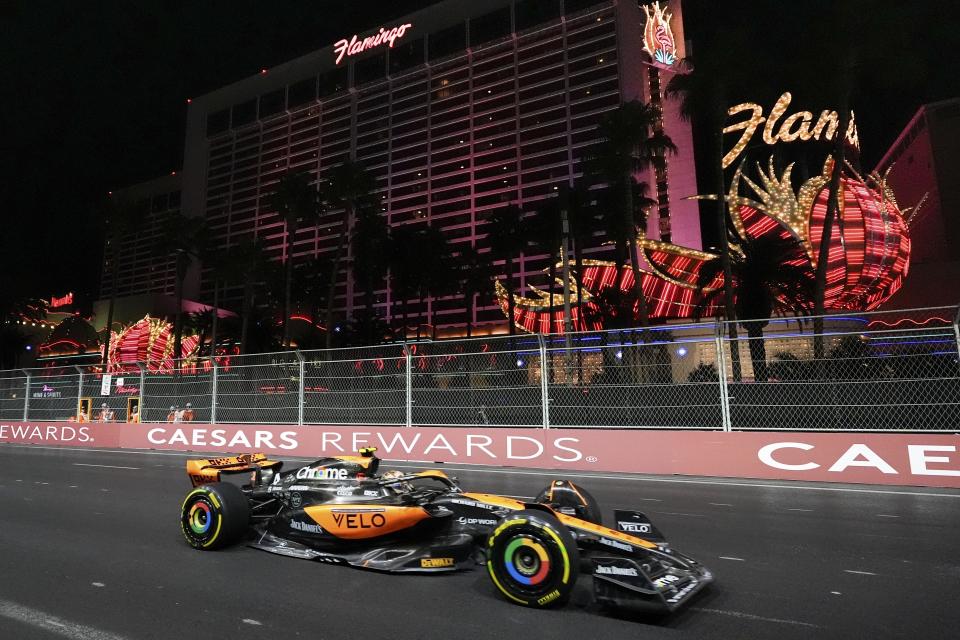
[177,0,701,336]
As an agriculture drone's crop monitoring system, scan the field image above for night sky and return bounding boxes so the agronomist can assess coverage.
[2,0,956,309]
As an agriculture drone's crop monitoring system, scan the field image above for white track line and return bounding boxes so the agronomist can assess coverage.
[844,569,878,576]
[718,556,745,561]
[5,444,960,499]
[73,463,140,470]
[0,599,129,640]
[692,607,820,628]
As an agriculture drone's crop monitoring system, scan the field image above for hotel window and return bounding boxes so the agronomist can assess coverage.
[567,51,617,73]
[288,77,318,107]
[392,75,429,100]
[564,0,607,16]
[206,109,230,136]
[259,88,286,118]
[428,23,466,61]
[232,99,257,128]
[151,193,169,213]
[515,0,562,31]
[319,67,348,98]
[469,8,512,47]
[390,37,424,74]
[355,52,386,86]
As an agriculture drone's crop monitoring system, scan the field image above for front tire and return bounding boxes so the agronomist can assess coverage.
[180,482,250,550]
[486,509,579,608]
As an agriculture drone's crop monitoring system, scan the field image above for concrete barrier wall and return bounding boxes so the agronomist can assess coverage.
[2,421,959,488]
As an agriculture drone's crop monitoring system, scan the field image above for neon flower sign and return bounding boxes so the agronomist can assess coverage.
[334,23,413,65]
[642,2,677,67]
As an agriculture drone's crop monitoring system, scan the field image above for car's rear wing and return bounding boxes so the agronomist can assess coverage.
[186,453,282,487]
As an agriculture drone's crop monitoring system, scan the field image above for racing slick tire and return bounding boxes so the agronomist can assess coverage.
[180,482,250,550]
[486,509,580,608]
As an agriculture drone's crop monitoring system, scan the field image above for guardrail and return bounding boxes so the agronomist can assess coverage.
[2,306,958,432]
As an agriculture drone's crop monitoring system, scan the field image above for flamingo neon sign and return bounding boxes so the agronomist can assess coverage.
[334,23,413,65]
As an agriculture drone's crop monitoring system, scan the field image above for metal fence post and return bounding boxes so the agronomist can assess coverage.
[136,363,146,422]
[210,359,218,424]
[714,321,732,432]
[538,334,550,429]
[953,304,960,357]
[73,365,84,418]
[21,369,31,421]
[405,344,413,428]
[294,350,304,426]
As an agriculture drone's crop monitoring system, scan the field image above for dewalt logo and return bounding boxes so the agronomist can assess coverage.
[420,558,455,568]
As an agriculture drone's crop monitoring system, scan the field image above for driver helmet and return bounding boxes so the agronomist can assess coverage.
[381,469,412,493]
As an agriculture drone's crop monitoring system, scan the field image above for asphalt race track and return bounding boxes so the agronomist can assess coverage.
[1,445,959,639]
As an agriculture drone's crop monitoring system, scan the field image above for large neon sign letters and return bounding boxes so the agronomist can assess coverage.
[50,292,73,308]
[334,23,413,65]
[722,92,859,168]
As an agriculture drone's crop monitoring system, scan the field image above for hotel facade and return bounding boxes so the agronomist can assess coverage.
[179,0,701,336]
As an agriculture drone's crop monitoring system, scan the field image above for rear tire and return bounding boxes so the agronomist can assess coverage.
[486,509,579,608]
[180,482,250,550]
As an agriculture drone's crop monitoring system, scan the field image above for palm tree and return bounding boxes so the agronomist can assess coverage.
[351,207,390,344]
[269,171,321,348]
[485,206,526,336]
[203,247,233,358]
[529,198,563,331]
[160,214,210,370]
[665,27,753,381]
[587,101,676,328]
[594,179,656,326]
[565,181,601,330]
[388,225,420,340]
[415,227,457,339]
[100,194,147,364]
[457,245,494,338]
[796,0,919,360]
[220,239,269,354]
[696,233,813,382]
[320,160,376,348]
[0,297,48,369]
[291,256,330,349]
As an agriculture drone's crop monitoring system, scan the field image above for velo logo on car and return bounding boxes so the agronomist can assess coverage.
[296,466,349,480]
[331,508,386,529]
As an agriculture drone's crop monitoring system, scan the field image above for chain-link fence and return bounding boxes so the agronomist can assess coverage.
[4,306,959,432]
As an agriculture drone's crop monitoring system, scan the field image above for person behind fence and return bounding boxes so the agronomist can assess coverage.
[181,403,194,422]
[167,406,178,423]
[97,403,115,422]
[129,405,140,424]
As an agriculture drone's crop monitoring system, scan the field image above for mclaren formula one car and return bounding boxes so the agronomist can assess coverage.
[180,448,712,613]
